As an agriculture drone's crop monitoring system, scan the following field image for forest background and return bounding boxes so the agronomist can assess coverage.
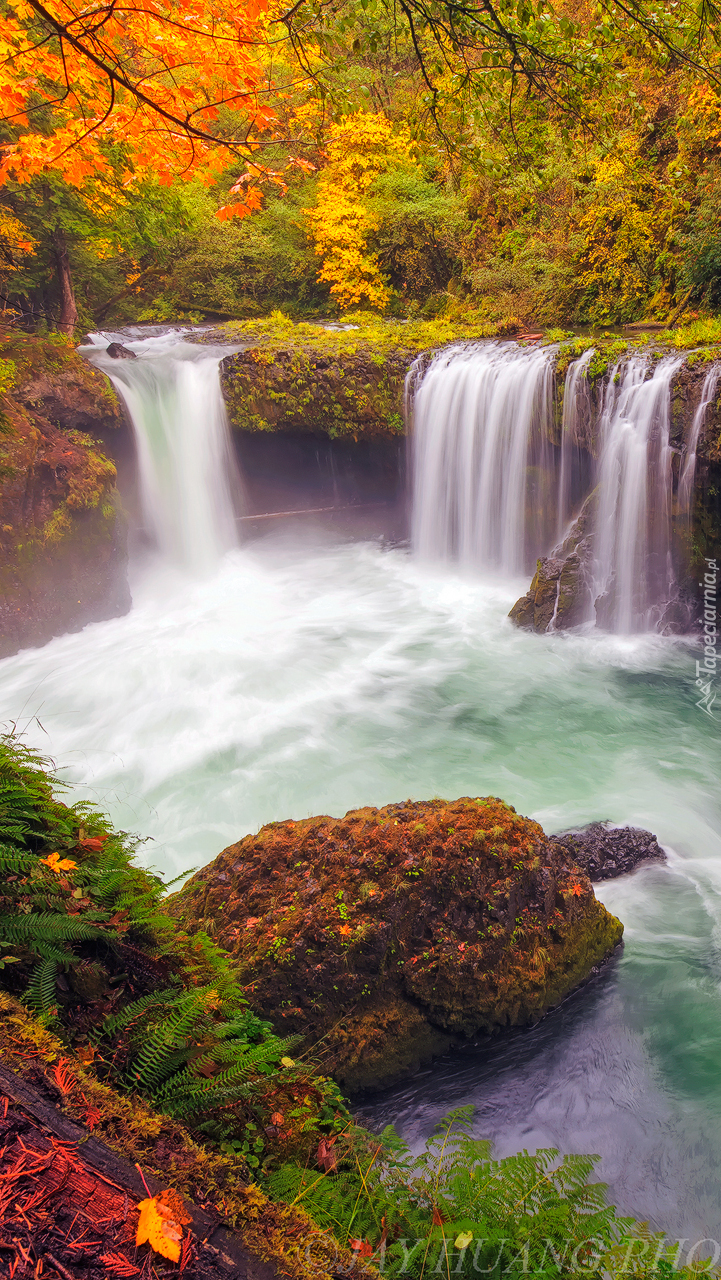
[0,0,720,335]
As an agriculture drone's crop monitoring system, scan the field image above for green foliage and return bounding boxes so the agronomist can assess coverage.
[0,729,174,1020]
[0,731,349,1175]
[0,359,17,395]
[367,169,466,304]
[678,163,721,308]
[269,1108,712,1278]
[96,983,297,1144]
[659,318,721,350]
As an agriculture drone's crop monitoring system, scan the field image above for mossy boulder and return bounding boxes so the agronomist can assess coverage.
[170,796,623,1093]
[220,344,411,440]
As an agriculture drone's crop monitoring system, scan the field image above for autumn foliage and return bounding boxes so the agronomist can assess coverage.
[306,113,415,310]
[0,0,275,211]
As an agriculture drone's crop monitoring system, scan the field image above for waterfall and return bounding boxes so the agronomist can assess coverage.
[410,342,556,572]
[679,364,720,520]
[593,355,684,634]
[557,347,594,541]
[88,332,238,573]
[408,340,709,635]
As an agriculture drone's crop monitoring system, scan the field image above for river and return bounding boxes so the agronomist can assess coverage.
[0,330,719,1245]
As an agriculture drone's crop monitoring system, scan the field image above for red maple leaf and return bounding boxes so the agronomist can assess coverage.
[317,1137,337,1173]
[350,1239,374,1257]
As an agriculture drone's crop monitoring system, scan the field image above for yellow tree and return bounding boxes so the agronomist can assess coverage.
[306,112,415,311]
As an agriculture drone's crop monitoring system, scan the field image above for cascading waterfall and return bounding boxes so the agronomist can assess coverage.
[410,342,556,572]
[678,364,720,520]
[409,341,710,634]
[556,347,594,541]
[593,355,684,633]
[87,331,239,574]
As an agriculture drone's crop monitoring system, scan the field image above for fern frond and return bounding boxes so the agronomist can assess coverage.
[0,843,35,873]
[0,913,106,946]
[25,957,58,1017]
[98,987,182,1040]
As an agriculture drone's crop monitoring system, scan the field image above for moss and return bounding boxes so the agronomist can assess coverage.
[658,316,721,350]
[41,504,73,545]
[169,796,623,1093]
[0,331,129,657]
[207,310,513,440]
[0,992,378,1280]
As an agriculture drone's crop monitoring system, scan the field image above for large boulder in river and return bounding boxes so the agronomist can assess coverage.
[169,797,623,1092]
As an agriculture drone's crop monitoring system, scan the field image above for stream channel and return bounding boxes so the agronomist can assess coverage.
[1,329,720,1244]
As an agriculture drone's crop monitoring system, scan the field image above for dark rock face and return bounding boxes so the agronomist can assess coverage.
[0,335,130,657]
[550,823,664,882]
[169,796,623,1093]
[509,492,596,632]
[106,342,137,359]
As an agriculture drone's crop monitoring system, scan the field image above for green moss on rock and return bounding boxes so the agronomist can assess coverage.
[209,311,506,439]
[0,330,129,657]
[169,796,623,1093]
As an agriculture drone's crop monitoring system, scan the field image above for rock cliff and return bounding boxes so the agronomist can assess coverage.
[0,332,130,657]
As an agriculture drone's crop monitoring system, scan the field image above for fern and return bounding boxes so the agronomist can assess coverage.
[267,1108,648,1278]
[0,844,35,874]
[25,957,59,1019]
[0,732,344,1179]
[98,988,181,1039]
[0,912,107,946]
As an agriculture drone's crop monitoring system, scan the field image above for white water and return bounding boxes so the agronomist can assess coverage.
[411,344,694,634]
[556,346,594,541]
[411,342,555,572]
[87,331,239,573]
[594,356,684,633]
[2,332,720,1239]
[1,540,720,1238]
[679,364,721,519]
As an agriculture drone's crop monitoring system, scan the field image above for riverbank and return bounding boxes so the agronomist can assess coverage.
[0,729,711,1276]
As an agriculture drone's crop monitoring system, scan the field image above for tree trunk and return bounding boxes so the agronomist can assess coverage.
[52,227,78,335]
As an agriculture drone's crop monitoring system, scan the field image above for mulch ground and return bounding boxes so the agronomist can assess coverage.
[0,1070,275,1280]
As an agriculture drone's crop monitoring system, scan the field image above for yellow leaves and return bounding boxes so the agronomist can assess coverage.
[323,112,414,193]
[136,1189,191,1264]
[687,84,721,145]
[280,1056,295,1067]
[40,852,78,873]
[305,111,417,311]
[0,208,34,257]
[575,133,674,322]
[455,1231,474,1249]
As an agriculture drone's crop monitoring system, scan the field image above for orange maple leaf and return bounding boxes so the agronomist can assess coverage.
[570,882,584,897]
[40,852,78,873]
[350,1239,374,1256]
[136,1189,191,1264]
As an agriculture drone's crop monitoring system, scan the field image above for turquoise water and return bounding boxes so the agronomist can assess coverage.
[1,531,719,1237]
